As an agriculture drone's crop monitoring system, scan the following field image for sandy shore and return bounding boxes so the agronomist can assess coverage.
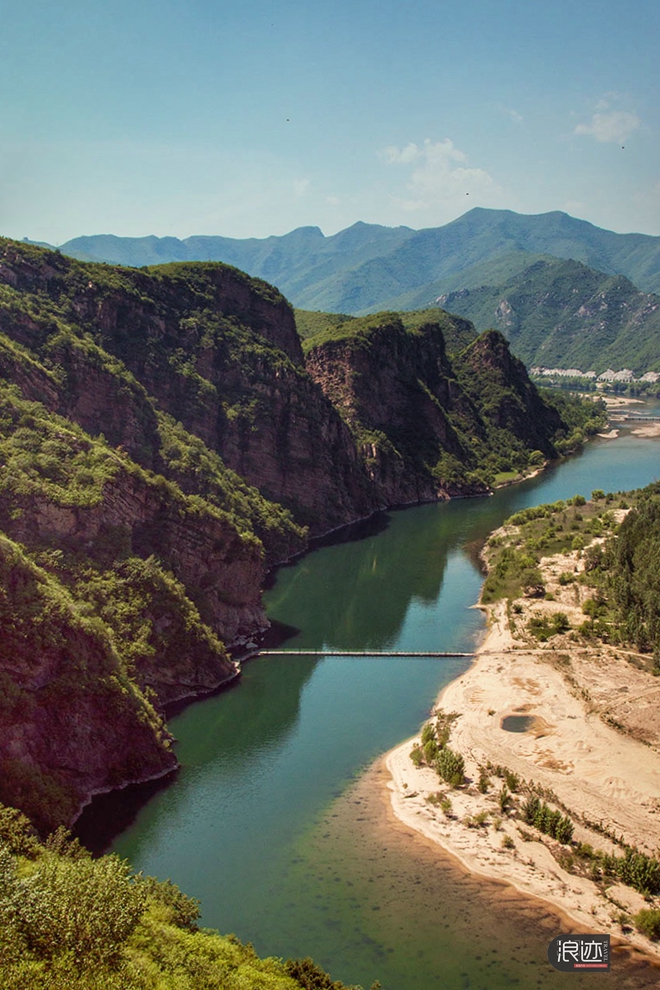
[631,422,660,439]
[602,396,645,408]
[600,394,660,437]
[384,542,660,961]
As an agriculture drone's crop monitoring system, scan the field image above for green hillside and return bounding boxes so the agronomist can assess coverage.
[295,306,477,355]
[424,257,660,374]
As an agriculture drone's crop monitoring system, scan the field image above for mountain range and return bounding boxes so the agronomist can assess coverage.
[41,208,660,312]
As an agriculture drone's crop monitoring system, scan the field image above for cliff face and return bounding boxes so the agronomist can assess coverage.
[0,246,304,364]
[1,468,266,650]
[0,535,177,834]
[455,329,563,455]
[0,242,376,535]
[0,239,595,832]
[305,315,565,498]
[305,317,474,503]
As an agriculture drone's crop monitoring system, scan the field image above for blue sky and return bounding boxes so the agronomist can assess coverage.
[1,0,658,243]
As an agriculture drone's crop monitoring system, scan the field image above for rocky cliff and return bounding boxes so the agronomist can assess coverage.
[0,242,376,534]
[304,314,571,497]
[0,238,603,831]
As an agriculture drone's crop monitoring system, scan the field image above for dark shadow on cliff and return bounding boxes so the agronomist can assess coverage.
[73,769,181,855]
[74,633,319,854]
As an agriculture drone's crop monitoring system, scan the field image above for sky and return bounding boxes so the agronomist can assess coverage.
[0,0,658,244]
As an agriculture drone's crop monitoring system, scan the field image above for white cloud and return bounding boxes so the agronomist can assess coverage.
[574,109,640,144]
[293,178,311,197]
[380,137,501,215]
[496,104,523,124]
[379,142,422,165]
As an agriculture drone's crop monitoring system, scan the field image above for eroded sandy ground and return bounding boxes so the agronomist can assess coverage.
[385,538,660,962]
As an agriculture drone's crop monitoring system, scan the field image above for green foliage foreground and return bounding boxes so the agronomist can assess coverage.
[0,809,377,990]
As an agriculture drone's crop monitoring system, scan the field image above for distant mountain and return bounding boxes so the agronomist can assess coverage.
[49,222,416,307]
[430,257,660,376]
[47,209,660,313]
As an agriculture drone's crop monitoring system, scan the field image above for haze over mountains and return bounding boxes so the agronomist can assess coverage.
[36,208,660,375]
[45,208,660,305]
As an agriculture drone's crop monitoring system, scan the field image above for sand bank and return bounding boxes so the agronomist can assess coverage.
[602,396,645,409]
[385,544,660,961]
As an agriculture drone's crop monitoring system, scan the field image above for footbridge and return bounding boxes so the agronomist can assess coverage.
[250,649,475,658]
[615,414,660,422]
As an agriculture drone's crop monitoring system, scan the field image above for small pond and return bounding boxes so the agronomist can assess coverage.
[501,714,537,733]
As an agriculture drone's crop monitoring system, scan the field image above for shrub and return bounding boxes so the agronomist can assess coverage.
[435,747,465,787]
[555,815,574,845]
[410,745,423,768]
[13,853,146,967]
[423,739,438,763]
[618,849,660,895]
[522,795,540,825]
[421,722,436,746]
[634,908,660,940]
[503,769,520,792]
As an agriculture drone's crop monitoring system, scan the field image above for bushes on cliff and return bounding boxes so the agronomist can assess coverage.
[0,534,174,834]
[0,387,119,510]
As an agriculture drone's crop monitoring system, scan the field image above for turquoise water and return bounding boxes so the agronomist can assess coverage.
[103,414,660,989]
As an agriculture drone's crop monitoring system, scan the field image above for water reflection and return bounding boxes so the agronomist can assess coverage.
[76,648,320,853]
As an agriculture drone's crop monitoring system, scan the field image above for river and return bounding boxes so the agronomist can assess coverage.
[81,407,660,989]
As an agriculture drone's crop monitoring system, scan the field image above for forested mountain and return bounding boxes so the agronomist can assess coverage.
[0,236,603,833]
[37,208,660,312]
[431,257,660,374]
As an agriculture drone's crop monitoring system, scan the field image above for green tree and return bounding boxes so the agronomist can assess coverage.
[435,748,465,787]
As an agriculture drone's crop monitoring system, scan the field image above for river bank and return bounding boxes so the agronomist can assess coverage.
[385,535,660,964]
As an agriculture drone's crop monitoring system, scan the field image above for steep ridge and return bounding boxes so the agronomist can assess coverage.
[0,238,604,830]
[0,243,376,534]
[306,314,472,504]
